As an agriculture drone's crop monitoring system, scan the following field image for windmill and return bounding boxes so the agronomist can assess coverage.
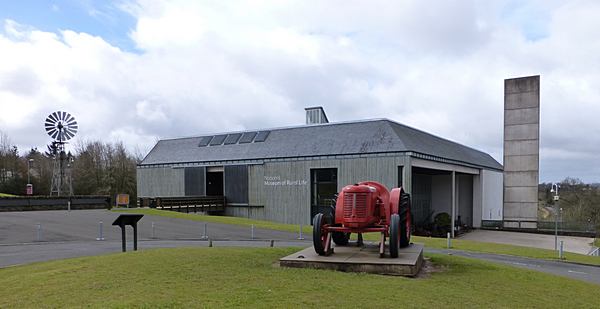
[45,111,78,196]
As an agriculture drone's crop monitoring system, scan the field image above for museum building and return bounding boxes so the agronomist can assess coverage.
[137,106,504,231]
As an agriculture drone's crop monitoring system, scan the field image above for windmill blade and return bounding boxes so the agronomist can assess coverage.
[65,114,74,124]
[61,111,67,120]
[52,112,60,123]
[64,130,74,140]
[65,118,77,139]
[47,113,57,123]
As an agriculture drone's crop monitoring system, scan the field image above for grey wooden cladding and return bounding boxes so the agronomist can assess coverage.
[224,165,249,204]
[249,155,408,224]
[137,167,184,197]
[138,154,409,224]
[248,165,265,206]
[184,167,206,196]
[225,206,265,220]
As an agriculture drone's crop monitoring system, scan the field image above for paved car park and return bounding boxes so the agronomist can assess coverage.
[0,209,307,267]
[0,209,301,244]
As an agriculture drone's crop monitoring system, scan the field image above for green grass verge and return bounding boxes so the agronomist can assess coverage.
[1,247,598,308]
[595,238,599,247]
[113,208,600,266]
[0,193,15,197]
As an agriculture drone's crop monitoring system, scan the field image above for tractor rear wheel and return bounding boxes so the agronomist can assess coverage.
[399,192,412,248]
[332,232,350,246]
[389,213,400,258]
[313,213,332,256]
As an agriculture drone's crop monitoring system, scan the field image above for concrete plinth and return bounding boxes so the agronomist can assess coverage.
[279,243,424,276]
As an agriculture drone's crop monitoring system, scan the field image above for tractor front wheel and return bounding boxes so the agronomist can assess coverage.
[389,213,400,258]
[313,213,332,256]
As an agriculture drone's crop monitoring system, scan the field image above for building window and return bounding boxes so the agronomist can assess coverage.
[398,166,404,188]
[310,168,337,220]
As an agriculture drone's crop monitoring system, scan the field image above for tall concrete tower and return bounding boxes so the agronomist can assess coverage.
[503,75,540,228]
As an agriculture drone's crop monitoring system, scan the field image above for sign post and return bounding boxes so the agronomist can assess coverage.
[551,183,560,251]
[112,214,144,252]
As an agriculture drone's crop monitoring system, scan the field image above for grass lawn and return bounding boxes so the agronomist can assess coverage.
[595,238,599,247]
[0,193,15,197]
[114,208,600,266]
[1,247,598,308]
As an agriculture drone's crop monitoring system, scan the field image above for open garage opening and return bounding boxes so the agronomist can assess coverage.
[411,167,474,237]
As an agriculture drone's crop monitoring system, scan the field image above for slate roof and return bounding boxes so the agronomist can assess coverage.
[140,119,503,170]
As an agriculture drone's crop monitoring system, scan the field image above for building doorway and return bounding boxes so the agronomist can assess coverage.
[310,168,337,220]
[206,170,224,196]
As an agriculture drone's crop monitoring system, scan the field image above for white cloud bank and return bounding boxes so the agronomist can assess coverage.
[0,0,599,181]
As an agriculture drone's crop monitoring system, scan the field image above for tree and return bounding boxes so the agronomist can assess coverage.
[72,140,138,201]
[25,147,53,195]
[0,131,26,194]
[0,131,139,201]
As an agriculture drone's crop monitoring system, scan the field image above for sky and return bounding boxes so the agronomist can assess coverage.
[0,0,599,182]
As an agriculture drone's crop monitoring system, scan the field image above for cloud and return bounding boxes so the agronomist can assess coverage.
[0,1,599,182]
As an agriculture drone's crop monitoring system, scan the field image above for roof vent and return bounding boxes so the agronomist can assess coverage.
[305,106,329,125]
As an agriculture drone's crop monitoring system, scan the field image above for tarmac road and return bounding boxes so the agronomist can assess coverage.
[0,239,309,268]
[1,210,599,286]
[0,209,307,267]
[0,209,300,244]
[425,248,600,285]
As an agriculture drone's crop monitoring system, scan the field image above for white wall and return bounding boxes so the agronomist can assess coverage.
[482,170,503,220]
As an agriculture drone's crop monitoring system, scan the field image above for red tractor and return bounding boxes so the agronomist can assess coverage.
[312,181,411,258]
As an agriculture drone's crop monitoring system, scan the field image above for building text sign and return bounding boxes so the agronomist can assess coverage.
[264,175,307,186]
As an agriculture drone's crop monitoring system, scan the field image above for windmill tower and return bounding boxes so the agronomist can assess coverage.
[44,111,78,196]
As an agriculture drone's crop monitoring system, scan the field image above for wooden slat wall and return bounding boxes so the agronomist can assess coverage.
[137,167,185,197]
[184,167,206,196]
[138,154,408,224]
[248,164,265,206]
[224,165,249,203]
[225,206,265,220]
[247,155,408,224]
